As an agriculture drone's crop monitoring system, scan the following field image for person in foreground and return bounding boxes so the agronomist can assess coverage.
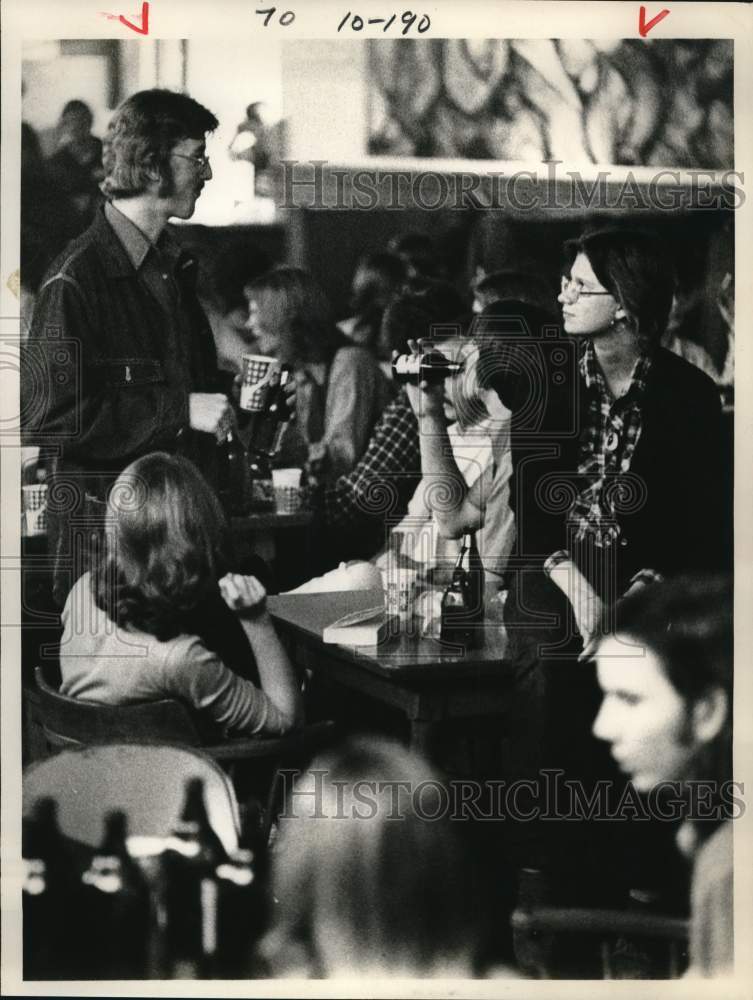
[59,452,303,737]
[592,575,734,978]
[258,736,504,978]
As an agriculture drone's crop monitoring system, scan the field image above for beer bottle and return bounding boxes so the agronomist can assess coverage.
[217,429,250,516]
[392,350,463,385]
[23,797,87,979]
[250,364,293,457]
[81,811,151,979]
[440,533,484,646]
[247,448,275,511]
[161,778,227,978]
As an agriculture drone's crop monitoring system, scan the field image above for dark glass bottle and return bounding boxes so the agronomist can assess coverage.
[217,429,250,516]
[80,811,151,980]
[392,350,463,385]
[249,364,293,457]
[247,448,275,511]
[440,533,484,646]
[23,797,87,979]
[161,779,227,978]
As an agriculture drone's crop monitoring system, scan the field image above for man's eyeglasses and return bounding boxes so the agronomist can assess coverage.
[560,276,613,302]
[172,152,211,171]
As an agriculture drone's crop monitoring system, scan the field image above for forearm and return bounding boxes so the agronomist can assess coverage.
[240,614,304,728]
[418,412,483,538]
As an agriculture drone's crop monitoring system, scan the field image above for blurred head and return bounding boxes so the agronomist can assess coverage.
[59,99,94,140]
[100,89,217,216]
[559,229,675,347]
[263,737,480,977]
[245,266,337,365]
[349,251,406,315]
[387,232,443,281]
[472,269,557,318]
[474,299,562,418]
[94,452,228,641]
[592,576,732,795]
[379,279,467,359]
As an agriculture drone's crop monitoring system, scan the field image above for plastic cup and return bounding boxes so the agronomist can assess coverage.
[22,484,48,536]
[385,566,418,624]
[240,354,277,412]
[272,468,303,513]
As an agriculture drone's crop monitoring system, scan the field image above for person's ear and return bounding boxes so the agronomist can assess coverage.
[692,688,728,744]
[614,304,627,322]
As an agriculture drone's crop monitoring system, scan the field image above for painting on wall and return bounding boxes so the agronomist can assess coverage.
[367,39,733,169]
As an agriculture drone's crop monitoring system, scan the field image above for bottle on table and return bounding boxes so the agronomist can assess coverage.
[217,429,251,516]
[440,532,485,646]
[247,448,275,512]
[80,810,151,979]
[160,778,228,978]
[22,797,88,979]
[392,349,463,385]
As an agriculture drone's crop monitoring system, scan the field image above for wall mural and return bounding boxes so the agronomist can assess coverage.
[367,39,733,169]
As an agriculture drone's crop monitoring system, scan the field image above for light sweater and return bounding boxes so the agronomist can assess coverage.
[59,573,289,736]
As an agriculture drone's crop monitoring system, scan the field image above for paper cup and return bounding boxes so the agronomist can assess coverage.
[22,484,48,536]
[385,567,418,624]
[272,468,302,489]
[239,354,277,412]
[274,486,303,514]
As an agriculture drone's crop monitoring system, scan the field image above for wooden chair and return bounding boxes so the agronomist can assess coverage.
[23,742,242,856]
[511,869,690,979]
[33,664,336,846]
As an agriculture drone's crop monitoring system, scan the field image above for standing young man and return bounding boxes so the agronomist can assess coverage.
[22,89,234,605]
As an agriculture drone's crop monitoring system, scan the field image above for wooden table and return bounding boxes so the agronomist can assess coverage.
[268,589,514,754]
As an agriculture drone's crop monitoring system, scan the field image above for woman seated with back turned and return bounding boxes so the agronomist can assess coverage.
[59,452,303,737]
[245,266,393,482]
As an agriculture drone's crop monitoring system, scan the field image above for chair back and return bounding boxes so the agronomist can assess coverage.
[23,742,240,856]
[35,664,202,750]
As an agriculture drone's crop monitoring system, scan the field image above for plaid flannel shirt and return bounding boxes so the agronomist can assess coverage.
[568,341,652,548]
[323,390,420,528]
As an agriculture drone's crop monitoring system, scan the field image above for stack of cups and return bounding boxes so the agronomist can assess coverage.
[272,468,303,514]
[22,484,48,537]
[384,564,418,629]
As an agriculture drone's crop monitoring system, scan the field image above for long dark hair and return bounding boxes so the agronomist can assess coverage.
[564,228,675,347]
[94,452,229,641]
[245,266,340,365]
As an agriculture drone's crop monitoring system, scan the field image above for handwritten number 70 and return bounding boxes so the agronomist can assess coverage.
[255,7,296,26]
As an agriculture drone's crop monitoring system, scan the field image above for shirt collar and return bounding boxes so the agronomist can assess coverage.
[579,340,652,400]
[104,201,182,271]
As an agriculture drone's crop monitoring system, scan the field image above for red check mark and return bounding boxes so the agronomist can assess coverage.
[119,0,149,34]
[639,5,670,37]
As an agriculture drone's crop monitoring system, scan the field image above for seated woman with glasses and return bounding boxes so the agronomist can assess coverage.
[58,452,303,738]
[480,228,729,902]
[245,266,393,482]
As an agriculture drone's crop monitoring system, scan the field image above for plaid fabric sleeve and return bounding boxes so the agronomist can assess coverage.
[323,391,421,528]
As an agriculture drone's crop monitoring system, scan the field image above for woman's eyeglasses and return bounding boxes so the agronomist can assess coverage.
[560,276,613,302]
